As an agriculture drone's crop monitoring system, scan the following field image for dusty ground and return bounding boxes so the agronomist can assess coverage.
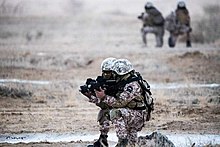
[0,0,220,146]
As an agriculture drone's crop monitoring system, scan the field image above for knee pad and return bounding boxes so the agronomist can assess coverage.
[110,109,122,121]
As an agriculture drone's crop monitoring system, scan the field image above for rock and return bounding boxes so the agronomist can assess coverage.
[138,132,175,147]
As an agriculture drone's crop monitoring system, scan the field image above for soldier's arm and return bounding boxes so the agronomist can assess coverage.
[138,12,144,19]
[185,9,191,25]
[102,82,142,108]
[88,94,100,104]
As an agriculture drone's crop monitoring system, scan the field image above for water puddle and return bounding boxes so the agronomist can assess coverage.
[0,79,219,89]
[37,52,46,56]
[0,79,50,85]
[0,132,219,146]
[150,83,220,89]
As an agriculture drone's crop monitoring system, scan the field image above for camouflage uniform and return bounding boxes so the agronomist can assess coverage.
[165,1,192,47]
[81,57,117,147]
[95,59,149,147]
[101,81,146,146]
[89,97,111,137]
[81,88,111,147]
[138,3,165,47]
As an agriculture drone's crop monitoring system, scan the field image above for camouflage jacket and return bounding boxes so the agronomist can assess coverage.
[144,7,164,26]
[89,95,112,109]
[102,81,145,109]
[175,8,190,26]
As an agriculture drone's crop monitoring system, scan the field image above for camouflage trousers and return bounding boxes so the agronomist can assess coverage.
[141,26,164,47]
[168,24,192,47]
[110,108,145,146]
[97,109,111,135]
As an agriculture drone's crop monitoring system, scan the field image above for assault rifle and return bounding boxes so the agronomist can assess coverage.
[79,76,117,110]
[79,76,117,96]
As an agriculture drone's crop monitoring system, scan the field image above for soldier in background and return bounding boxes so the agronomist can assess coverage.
[165,1,192,47]
[138,2,165,47]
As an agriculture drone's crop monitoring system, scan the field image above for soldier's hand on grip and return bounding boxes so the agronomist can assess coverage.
[95,88,106,100]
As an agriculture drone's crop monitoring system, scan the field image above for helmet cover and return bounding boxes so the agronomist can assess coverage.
[101,57,116,71]
[112,59,133,75]
[177,1,186,8]
[145,2,153,9]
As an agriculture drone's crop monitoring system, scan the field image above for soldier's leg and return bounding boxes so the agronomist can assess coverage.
[141,28,147,45]
[155,35,162,47]
[93,110,110,147]
[93,120,110,147]
[99,120,110,135]
[115,138,128,147]
[110,109,128,147]
[168,32,177,47]
[113,117,128,147]
[186,32,192,47]
[127,130,138,147]
[179,25,192,47]
[93,134,108,147]
[97,110,110,135]
[127,110,145,146]
[155,27,164,47]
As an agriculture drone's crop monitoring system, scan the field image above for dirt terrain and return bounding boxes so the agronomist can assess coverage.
[0,0,220,146]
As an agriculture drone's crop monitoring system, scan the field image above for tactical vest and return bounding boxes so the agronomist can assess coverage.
[145,7,164,26]
[114,72,154,111]
[175,8,190,25]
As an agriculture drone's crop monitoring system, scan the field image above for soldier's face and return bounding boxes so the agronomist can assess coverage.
[102,70,113,79]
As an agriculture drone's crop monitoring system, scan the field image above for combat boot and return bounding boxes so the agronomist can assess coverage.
[115,138,128,147]
[168,36,175,47]
[93,134,108,147]
[186,40,191,47]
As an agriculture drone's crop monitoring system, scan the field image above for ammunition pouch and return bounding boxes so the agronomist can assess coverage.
[96,101,112,109]
[109,109,122,121]
[97,109,110,124]
[126,96,146,110]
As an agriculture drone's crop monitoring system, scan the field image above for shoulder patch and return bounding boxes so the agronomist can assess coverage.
[126,86,133,93]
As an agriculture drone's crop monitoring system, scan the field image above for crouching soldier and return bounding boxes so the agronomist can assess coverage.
[80,57,117,147]
[165,1,192,47]
[95,59,152,147]
[138,2,165,47]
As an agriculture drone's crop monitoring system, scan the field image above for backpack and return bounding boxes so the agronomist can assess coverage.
[147,8,164,26]
[135,72,154,121]
[165,11,177,32]
[112,72,154,121]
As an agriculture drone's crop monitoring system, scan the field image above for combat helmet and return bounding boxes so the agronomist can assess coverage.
[101,57,116,71]
[112,59,133,75]
[145,2,153,9]
[177,1,186,8]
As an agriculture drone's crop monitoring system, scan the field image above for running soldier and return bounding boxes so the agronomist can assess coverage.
[138,2,165,47]
[80,57,116,147]
[95,59,149,147]
[165,1,192,47]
